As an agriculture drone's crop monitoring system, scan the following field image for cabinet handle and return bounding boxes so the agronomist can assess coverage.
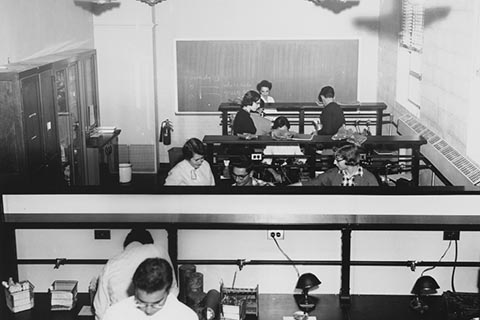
[28,113,37,118]
[31,135,38,141]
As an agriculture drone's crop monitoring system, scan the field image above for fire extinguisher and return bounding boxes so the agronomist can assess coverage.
[160,119,173,145]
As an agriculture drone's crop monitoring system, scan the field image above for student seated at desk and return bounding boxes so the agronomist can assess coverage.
[316,86,345,135]
[164,138,215,186]
[291,143,379,186]
[232,90,261,135]
[251,99,273,136]
[256,79,275,103]
[231,156,274,186]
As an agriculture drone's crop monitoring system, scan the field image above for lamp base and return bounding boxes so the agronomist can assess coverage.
[410,296,429,314]
[294,294,319,313]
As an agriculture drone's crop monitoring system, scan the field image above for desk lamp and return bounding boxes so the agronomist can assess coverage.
[294,273,321,313]
[410,275,440,314]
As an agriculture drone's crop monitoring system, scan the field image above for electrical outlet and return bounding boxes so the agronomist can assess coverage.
[94,229,111,240]
[251,153,263,161]
[267,230,284,240]
[443,230,460,241]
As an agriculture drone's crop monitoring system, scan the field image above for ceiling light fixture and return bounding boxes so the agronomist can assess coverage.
[136,0,167,5]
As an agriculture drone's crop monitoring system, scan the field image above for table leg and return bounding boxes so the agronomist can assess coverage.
[222,111,228,135]
[376,110,383,136]
[299,110,305,134]
[411,146,420,186]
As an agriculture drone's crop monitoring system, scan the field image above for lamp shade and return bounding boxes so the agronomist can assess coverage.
[411,275,440,295]
[296,273,321,291]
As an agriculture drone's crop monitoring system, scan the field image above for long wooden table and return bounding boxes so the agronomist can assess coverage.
[218,102,388,135]
[203,134,427,185]
[0,293,445,320]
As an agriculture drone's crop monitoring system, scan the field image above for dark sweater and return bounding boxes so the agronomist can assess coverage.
[318,102,345,135]
[232,108,256,135]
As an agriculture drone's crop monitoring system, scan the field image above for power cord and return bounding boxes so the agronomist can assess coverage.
[421,240,452,276]
[272,236,300,278]
[451,240,458,293]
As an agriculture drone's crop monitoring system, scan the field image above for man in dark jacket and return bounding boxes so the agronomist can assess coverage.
[317,86,345,135]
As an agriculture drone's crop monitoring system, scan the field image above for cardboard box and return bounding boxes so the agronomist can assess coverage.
[4,281,34,313]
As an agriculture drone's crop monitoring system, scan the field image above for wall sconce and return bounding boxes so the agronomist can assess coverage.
[294,273,321,313]
[410,275,440,314]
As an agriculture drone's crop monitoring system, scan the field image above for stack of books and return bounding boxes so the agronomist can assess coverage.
[50,280,78,311]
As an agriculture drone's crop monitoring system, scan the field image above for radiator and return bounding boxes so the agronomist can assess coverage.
[397,113,480,186]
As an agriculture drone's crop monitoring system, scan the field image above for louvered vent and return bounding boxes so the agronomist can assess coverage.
[398,113,480,186]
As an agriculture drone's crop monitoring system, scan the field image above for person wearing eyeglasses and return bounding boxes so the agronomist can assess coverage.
[102,258,197,320]
[232,90,262,135]
[290,143,379,186]
[231,156,274,186]
[164,138,215,186]
[94,229,178,320]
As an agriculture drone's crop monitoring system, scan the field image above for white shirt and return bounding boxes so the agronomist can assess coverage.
[94,243,178,320]
[103,294,198,320]
[164,159,215,186]
[261,96,275,103]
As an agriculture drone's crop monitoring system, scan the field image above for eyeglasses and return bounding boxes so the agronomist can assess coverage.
[232,173,249,180]
[135,296,167,310]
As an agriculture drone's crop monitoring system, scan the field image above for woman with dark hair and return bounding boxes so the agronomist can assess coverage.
[164,138,215,185]
[251,99,273,135]
[232,90,262,135]
[256,80,275,103]
[291,143,378,186]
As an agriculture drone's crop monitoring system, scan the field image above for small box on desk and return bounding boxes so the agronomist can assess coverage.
[3,280,35,313]
[220,284,259,320]
[50,280,78,311]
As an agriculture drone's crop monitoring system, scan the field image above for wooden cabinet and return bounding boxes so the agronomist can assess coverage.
[0,49,105,188]
[0,64,60,187]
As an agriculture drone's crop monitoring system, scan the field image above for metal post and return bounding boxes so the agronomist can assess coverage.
[340,228,352,304]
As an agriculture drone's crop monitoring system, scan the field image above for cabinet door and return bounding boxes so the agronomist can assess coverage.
[83,54,99,130]
[39,69,59,163]
[66,63,86,185]
[20,75,44,176]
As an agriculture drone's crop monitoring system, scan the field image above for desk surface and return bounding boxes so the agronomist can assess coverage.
[203,134,427,147]
[0,293,444,320]
[219,102,388,112]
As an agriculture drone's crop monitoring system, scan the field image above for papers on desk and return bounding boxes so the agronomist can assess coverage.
[96,126,117,133]
[292,134,314,141]
[78,305,94,316]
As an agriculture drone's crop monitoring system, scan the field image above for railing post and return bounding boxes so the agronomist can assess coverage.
[340,228,352,304]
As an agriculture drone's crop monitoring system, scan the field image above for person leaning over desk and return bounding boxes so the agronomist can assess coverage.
[164,138,215,186]
[232,90,262,135]
[316,86,345,135]
[290,143,379,186]
[94,229,178,320]
[102,258,197,320]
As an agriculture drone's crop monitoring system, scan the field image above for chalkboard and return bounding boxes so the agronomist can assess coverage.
[176,40,359,113]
